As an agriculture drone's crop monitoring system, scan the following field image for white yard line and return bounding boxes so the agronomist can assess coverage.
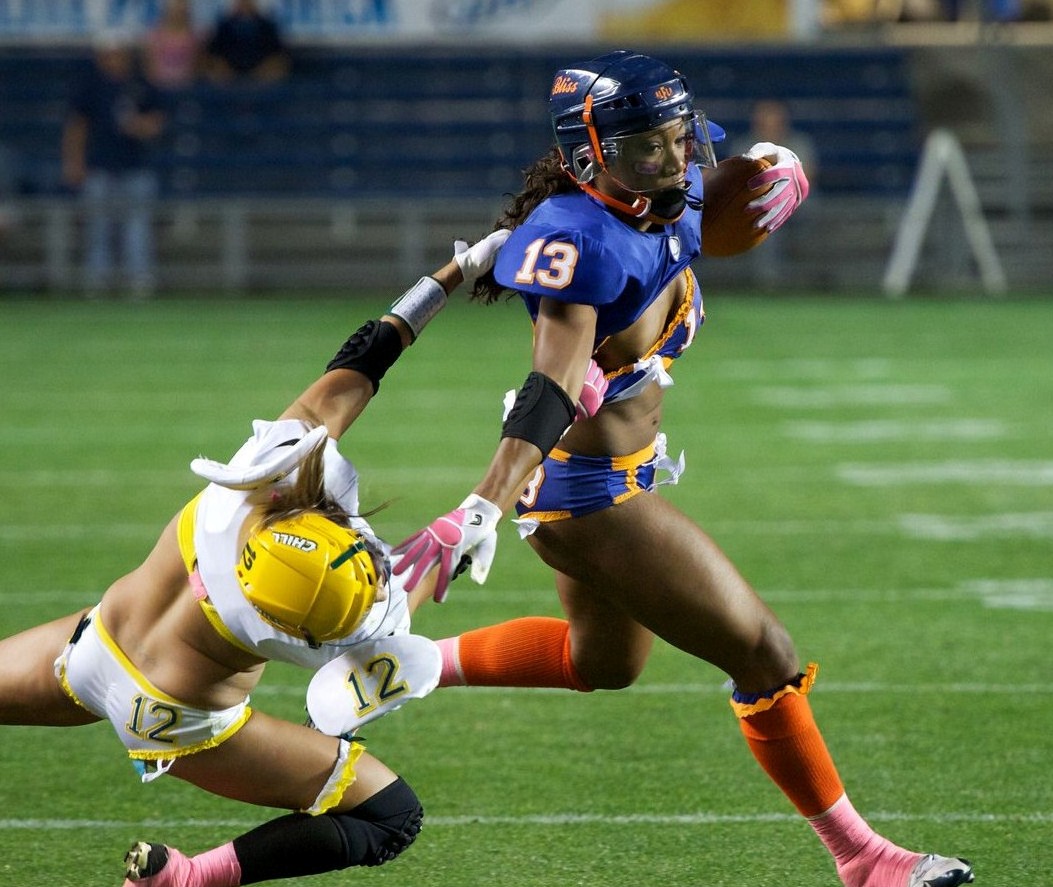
[900,512,1053,540]
[718,358,895,381]
[245,680,1053,699]
[5,579,1051,610]
[0,809,1049,831]
[0,465,481,488]
[753,385,952,409]
[6,510,1053,544]
[838,460,1053,485]
[783,418,1007,443]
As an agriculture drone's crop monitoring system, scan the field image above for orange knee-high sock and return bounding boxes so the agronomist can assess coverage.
[732,663,845,818]
[438,617,591,691]
[734,665,928,886]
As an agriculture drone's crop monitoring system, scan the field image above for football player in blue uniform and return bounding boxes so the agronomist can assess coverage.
[393,51,973,887]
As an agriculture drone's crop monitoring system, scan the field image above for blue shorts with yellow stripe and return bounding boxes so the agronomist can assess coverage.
[514,434,684,526]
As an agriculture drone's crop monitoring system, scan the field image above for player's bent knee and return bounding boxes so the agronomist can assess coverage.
[331,776,423,867]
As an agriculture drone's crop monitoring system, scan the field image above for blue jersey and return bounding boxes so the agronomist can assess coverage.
[493,163,704,346]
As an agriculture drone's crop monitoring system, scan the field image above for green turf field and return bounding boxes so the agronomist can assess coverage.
[1,292,1050,886]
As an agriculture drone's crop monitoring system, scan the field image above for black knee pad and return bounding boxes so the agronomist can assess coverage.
[332,776,424,868]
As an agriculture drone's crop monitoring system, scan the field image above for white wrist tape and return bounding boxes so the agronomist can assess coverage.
[458,492,503,527]
[389,276,447,341]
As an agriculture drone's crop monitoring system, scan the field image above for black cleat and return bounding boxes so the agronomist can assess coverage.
[123,842,170,882]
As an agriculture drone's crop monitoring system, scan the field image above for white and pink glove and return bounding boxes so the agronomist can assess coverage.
[391,493,502,602]
[575,358,608,421]
[743,142,810,233]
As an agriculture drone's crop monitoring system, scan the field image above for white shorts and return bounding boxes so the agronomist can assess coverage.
[55,606,366,812]
[54,606,251,779]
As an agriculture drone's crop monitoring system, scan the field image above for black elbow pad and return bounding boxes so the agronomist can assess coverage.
[326,319,403,394]
[501,371,575,455]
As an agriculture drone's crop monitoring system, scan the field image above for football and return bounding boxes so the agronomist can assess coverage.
[701,155,773,258]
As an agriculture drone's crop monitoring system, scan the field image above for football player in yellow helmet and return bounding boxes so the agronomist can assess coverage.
[0,230,509,887]
[236,511,380,647]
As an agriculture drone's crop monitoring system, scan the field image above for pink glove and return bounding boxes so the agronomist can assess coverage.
[743,142,810,233]
[575,359,608,421]
[391,493,502,602]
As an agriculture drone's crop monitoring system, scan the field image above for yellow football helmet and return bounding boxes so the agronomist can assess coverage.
[236,512,379,646]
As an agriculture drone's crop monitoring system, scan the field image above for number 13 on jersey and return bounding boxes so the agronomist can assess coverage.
[514,238,579,290]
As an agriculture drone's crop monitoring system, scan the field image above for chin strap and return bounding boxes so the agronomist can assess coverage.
[575,177,650,218]
[576,177,692,226]
[646,186,697,224]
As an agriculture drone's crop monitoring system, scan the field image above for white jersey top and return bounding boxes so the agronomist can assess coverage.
[183,418,410,670]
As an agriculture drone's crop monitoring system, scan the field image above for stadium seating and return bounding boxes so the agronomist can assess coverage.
[0,45,945,292]
[0,46,920,200]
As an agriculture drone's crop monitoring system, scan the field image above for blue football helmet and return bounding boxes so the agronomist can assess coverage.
[548,50,725,187]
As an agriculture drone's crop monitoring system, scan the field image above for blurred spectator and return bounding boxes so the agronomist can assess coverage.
[826,0,1050,22]
[62,30,167,298]
[1019,0,1053,19]
[144,0,203,93]
[822,0,881,25]
[0,141,21,243]
[733,99,819,179]
[729,99,819,288]
[204,0,290,85]
[956,0,1052,19]
[891,0,946,20]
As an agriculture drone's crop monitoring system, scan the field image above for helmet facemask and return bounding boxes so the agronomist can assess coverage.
[569,112,718,186]
[568,112,716,224]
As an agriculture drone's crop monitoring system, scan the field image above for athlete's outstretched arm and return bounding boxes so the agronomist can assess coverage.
[472,298,597,511]
[392,297,599,602]
[281,232,509,440]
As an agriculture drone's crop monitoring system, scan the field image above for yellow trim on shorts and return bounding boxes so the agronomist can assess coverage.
[92,612,254,760]
[56,668,91,712]
[128,707,253,761]
[520,508,574,522]
[306,738,367,815]
[547,439,657,470]
[55,615,97,715]
[614,442,656,500]
[545,447,572,463]
[95,613,187,707]
[524,440,659,524]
